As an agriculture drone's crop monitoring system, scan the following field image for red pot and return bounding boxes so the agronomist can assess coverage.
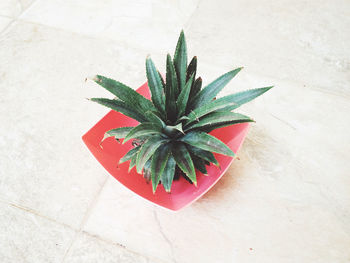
[82,82,249,211]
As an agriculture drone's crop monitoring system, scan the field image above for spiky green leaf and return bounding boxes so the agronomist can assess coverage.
[192,155,208,175]
[123,123,162,144]
[186,86,273,125]
[219,87,273,111]
[128,154,138,172]
[146,57,165,114]
[162,123,184,137]
[176,74,194,117]
[136,136,169,173]
[192,67,243,108]
[174,30,187,91]
[170,123,184,134]
[172,143,197,185]
[185,112,253,132]
[90,98,146,123]
[186,145,219,166]
[119,146,140,164]
[142,159,152,180]
[186,56,197,82]
[165,54,179,121]
[180,131,234,157]
[144,110,165,128]
[161,156,176,192]
[177,116,190,123]
[186,97,237,124]
[93,75,155,112]
[151,144,172,193]
[158,71,165,90]
[200,121,249,133]
[102,127,133,142]
[188,77,202,106]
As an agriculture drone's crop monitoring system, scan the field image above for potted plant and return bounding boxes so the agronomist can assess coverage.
[83,31,272,211]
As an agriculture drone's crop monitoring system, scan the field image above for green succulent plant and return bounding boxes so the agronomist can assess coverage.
[89,30,272,193]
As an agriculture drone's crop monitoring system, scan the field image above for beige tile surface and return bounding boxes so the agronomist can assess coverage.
[21,0,200,53]
[1,0,350,262]
[186,0,350,96]
[64,232,153,263]
[0,16,12,32]
[83,177,173,262]
[0,201,75,263]
[0,0,34,17]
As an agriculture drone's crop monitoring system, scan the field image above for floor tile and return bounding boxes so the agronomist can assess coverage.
[0,16,12,32]
[21,0,200,54]
[64,232,152,263]
[186,0,350,96]
[0,0,33,17]
[83,177,172,263]
[0,21,150,228]
[0,201,75,263]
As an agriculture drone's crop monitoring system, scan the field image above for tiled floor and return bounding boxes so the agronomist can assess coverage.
[0,0,349,262]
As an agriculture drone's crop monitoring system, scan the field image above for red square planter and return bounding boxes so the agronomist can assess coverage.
[82,82,250,211]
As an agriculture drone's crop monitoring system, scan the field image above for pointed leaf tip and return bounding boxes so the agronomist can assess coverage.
[151,144,171,193]
[102,133,110,141]
[172,143,197,185]
[174,30,188,91]
[85,75,99,82]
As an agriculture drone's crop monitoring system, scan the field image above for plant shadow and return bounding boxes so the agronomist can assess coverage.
[195,126,271,206]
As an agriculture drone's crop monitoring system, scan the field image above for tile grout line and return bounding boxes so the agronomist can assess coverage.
[153,209,177,263]
[60,175,110,262]
[18,0,24,12]
[0,198,78,232]
[77,175,110,230]
[0,197,165,262]
[81,230,169,263]
[0,18,15,36]
[61,174,167,263]
[0,14,13,19]
[183,0,202,31]
[17,0,40,19]
[0,0,39,37]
